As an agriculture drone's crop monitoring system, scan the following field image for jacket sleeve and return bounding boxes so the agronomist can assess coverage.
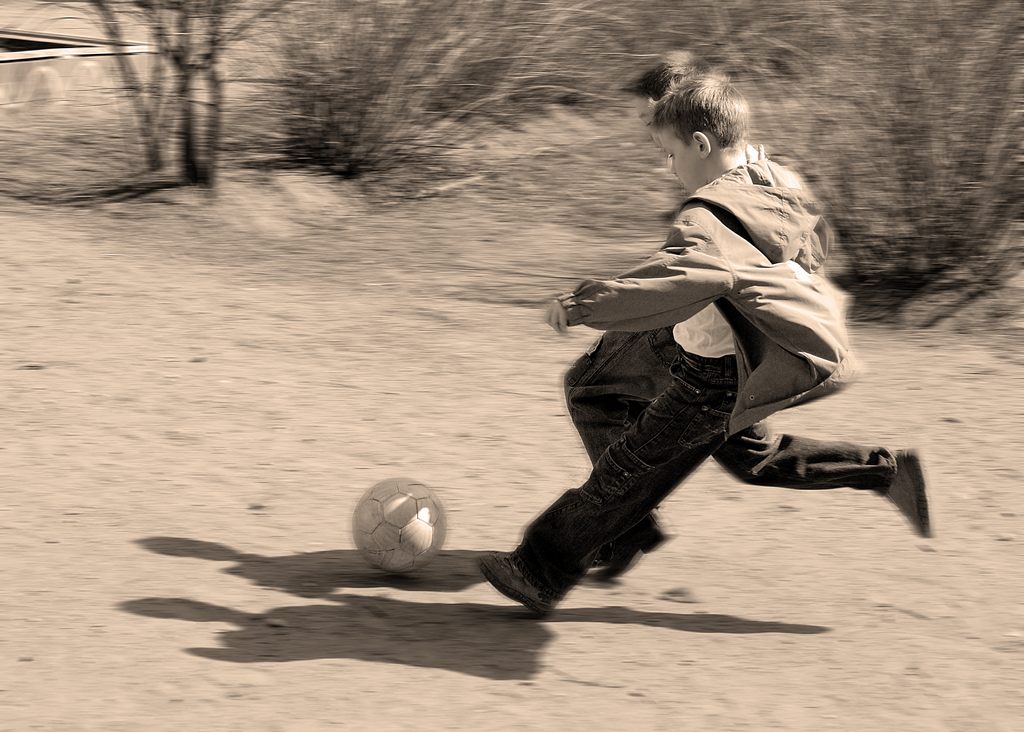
[559,220,737,332]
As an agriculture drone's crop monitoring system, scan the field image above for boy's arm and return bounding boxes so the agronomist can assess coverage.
[557,220,737,332]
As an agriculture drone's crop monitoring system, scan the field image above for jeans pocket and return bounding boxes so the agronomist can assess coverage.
[677,394,734,448]
[564,331,643,388]
[544,488,594,517]
[648,327,679,368]
[581,446,651,506]
[564,349,596,387]
[674,411,720,448]
[705,388,737,418]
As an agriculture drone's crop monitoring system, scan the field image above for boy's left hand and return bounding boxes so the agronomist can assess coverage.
[544,299,569,334]
[745,144,768,163]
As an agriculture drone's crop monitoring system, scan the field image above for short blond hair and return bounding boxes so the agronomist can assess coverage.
[650,74,750,150]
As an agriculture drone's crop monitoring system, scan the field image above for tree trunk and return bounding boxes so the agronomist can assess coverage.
[178,69,200,186]
[141,129,163,172]
[168,6,198,186]
[89,1,163,171]
[198,64,223,189]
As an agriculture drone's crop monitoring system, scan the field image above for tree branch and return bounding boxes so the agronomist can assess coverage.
[220,0,293,48]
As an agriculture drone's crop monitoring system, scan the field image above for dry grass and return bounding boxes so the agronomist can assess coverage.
[1,0,1019,321]
[252,0,1021,314]
[768,0,1022,315]
[262,0,620,177]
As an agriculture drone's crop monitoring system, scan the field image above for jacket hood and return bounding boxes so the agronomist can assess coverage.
[688,159,829,271]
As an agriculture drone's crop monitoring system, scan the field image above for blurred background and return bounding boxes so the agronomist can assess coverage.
[2,5,1023,730]
[1,0,1021,325]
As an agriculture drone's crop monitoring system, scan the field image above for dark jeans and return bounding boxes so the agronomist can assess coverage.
[518,347,742,597]
[525,327,897,595]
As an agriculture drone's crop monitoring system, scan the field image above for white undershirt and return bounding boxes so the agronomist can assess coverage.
[672,305,736,357]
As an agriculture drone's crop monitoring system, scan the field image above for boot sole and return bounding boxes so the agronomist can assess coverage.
[901,452,932,538]
[890,451,932,539]
[479,555,552,617]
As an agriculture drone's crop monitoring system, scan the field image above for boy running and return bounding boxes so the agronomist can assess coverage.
[580,55,926,581]
[481,73,930,616]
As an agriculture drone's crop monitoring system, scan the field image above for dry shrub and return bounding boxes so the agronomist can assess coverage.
[240,0,1024,316]
[268,0,620,177]
[634,0,1022,315]
[822,0,1022,314]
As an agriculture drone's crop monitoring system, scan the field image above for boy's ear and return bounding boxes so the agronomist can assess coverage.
[693,132,713,159]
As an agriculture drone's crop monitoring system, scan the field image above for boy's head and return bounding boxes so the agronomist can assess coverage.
[624,51,712,126]
[648,74,751,192]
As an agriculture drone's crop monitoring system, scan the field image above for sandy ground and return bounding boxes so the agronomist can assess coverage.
[2,120,1024,730]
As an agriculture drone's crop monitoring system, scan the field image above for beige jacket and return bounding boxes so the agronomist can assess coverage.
[558,160,858,433]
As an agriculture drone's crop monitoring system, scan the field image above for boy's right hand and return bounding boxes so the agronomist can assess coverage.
[544,299,569,334]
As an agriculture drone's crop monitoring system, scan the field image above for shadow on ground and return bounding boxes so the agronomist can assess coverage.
[119,548,831,683]
[136,536,486,597]
[122,595,551,680]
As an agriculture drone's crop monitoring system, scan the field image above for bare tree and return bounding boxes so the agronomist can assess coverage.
[88,0,164,171]
[88,0,291,188]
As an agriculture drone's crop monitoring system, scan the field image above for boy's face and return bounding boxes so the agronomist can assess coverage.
[653,127,705,193]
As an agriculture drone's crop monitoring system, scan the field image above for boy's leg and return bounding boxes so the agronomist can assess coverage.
[589,357,921,581]
[564,327,676,562]
[713,424,930,536]
[480,356,737,613]
[564,327,675,463]
[567,336,925,583]
[593,423,929,584]
[713,423,897,491]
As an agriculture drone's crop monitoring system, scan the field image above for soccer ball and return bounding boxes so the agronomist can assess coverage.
[352,478,447,573]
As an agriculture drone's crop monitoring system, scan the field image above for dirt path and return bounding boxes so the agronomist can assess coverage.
[1,194,1022,732]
